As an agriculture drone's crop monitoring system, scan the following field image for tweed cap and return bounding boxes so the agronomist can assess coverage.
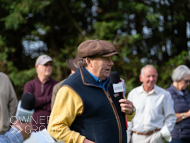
[77,39,119,58]
[66,55,79,71]
[35,55,53,66]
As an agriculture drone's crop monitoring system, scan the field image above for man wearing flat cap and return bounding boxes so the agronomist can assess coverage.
[24,54,58,131]
[48,40,135,143]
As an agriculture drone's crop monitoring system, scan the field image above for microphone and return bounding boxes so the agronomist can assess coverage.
[110,71,125,100]
[16,92,35,122]
[110,71,128,130]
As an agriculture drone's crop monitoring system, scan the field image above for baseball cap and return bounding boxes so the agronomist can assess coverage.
[77,39,119,58]
[35,55,53,66]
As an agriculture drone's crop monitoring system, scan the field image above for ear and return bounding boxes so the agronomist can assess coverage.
[86,57,92,67]
[86,57,90,64]
[139,74,143,82]
[35,65,39,72]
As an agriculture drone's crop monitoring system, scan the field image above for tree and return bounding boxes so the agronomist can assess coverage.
[0,0,190,95]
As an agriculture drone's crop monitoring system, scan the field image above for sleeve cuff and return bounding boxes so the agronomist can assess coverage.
[160,125,172,142]
[127,107,136,121]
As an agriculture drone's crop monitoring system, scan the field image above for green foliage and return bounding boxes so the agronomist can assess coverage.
[93,21,123,39]
[131,2,150,13]
[2,0,51,30]
[9,68,36,96]
[157,51,190,89]
[0,0,190,96]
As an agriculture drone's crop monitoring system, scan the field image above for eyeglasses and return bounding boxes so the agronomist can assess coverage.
[44,63,53,67]
[184,80,190,84]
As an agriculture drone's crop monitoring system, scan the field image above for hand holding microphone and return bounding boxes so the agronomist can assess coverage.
[119,99,134,114]
[11,92,35,140]
[110,71,134,115]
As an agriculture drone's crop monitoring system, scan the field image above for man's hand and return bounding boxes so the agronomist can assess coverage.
[83,138,95,143]
[12,120,32,140]
[119,99,134,114]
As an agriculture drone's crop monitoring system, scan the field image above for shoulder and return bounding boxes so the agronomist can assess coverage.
[155,85,167,92]
[129,86,141,94]
[128,86,141,99]
[0,72,8,77]
[24,78,38,89]
[166,85,175,93]
[63,71,81,86]
[24,78,36,85]
[49,78,58,84]
[54,80,65,89]
[0,72,10,81]
[155,85,171,97]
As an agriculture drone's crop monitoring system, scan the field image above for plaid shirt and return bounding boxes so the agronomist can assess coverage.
[0,128,24,143]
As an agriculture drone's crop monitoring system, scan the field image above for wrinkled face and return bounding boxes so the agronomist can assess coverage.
[86,56,114,80]
[36,62,53,78]
[140,66,158,91]
[177,75,190,90]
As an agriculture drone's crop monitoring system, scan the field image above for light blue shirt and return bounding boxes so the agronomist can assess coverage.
[85,68,109,91]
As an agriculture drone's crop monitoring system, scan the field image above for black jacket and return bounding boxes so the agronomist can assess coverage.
[63,66,127,143]
[167,84,190,140]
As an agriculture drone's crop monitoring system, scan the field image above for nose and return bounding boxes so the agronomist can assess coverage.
[108,59,114,66]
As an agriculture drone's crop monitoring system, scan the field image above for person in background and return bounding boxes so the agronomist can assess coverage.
[48,39,135,143]
[166,65,190,143]
[23,55,58,131]
[51,55,79,109]
[0,72,18,134]
[127,65,176,143]
[0,120,32,143]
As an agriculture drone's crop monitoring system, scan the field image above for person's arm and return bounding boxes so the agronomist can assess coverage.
[8,78,18,123]
[160,92,176,142]
[48,86,86,143]
[0,120,32,143]
[176,110,190,123]
[51,81,63,110]
[0,128,24,143]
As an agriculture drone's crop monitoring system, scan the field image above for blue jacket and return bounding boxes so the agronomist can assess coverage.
[63,66,127,143]
[167,84,190,140]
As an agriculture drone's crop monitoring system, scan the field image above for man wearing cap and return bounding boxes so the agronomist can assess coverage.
[51,55,79,109]
[48,40,135,143]
[23,55,58,131]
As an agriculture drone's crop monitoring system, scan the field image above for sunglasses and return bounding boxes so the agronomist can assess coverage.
[44,63,53,67]
[184,80,190,84]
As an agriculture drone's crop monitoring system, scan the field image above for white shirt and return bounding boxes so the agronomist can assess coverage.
[127,85,176,141]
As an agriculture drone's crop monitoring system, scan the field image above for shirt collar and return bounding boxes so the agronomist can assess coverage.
[138,84,158,95]
[85,68,109,89]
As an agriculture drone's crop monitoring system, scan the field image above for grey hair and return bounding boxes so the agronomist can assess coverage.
[78,58,87,67]
[140,64,157,77]
[171,65,190,82]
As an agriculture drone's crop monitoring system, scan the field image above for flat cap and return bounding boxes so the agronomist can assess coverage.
[77,39,119,58]
[35,55,53,66]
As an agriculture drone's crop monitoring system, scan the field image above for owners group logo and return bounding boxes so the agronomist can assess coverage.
[10,115,61,134]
